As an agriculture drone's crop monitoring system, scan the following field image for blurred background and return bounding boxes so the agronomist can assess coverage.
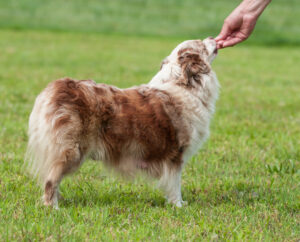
[0,0,299,45]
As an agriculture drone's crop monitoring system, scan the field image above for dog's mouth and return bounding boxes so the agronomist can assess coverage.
[213,47,218,55]
[203,37,218,60]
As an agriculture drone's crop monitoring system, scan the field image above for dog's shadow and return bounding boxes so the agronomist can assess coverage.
[59,184,166,208]
[58,181,271,209]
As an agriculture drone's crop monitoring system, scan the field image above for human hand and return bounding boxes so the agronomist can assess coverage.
[215,10,258,48]
[215,0,271,49]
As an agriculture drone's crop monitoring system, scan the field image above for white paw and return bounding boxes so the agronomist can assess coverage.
[168,199,187,208]
[175,201,183,208]
[181,200,188,206]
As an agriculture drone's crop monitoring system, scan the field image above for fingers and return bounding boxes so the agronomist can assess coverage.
[215,11,254,49]
[216,23,250,48]
[215,20,234,49]
[216,40,224,49]
[215,22,231,41]
[221,37,243,48]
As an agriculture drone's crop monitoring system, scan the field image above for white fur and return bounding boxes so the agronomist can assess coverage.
[152,38,220,207]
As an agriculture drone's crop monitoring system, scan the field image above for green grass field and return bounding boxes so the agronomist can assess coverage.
[0,0,300,241]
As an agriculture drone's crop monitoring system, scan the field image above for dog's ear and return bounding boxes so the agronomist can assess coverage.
[178,52,210,87]
[160,58,168,70]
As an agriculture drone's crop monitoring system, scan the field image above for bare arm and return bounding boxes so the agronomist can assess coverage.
[215,0,271,48]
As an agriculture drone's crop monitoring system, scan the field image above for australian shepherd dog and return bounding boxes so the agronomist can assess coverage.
[26,38,219,208]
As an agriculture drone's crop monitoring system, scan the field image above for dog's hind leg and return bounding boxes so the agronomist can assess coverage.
[43,144,83,209]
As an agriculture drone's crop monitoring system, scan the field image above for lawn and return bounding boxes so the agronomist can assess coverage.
[0,0,299,240]
[0,29,299,241]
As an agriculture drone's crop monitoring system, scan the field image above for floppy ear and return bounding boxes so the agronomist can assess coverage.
[160,58,168,70]
[178,52,210,87]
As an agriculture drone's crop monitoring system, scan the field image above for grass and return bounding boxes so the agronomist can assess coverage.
[0,0,300,240]
[0,0,300,45]
[0,29,299,241]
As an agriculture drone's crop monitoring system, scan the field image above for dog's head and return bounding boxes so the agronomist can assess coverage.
[150,38,218,89]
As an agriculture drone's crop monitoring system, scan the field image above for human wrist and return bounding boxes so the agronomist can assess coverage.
[240,0,271,18]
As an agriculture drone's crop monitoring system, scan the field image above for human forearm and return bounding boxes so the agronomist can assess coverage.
[215,0,271,48]
[238,0,272,18]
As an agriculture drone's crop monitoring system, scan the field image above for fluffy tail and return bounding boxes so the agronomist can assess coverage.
[25,89,57,185]
[25,79,84,185]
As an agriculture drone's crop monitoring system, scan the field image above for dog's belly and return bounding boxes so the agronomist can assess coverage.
[90,140,170,177]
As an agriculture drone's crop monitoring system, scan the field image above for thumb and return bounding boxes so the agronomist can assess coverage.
[215,23,230,41]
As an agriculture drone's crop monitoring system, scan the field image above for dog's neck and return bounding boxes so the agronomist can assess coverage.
[148,63,219,115]
[148,63,179,87]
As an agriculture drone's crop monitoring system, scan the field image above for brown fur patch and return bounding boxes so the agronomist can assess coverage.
[97,87,187,167]
[45,78,189,177]
[178,47,194,57]
[44,181,54,202]
[53,115,71,130]
[177,50,210,88]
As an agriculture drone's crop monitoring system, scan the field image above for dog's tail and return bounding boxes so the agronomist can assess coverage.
[25,88,54,185]
[25,78,85,185]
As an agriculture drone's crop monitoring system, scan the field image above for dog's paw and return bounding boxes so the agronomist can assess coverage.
[42,195,59,209]
[175,201,183,208]
[44,200,59,210]
[181,200,188,206]
[168,199,188,208]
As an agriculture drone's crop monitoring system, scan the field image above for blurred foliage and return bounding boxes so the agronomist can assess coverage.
[0,0,299,45]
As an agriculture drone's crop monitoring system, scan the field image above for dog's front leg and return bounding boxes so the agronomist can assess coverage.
[158,164,187,207]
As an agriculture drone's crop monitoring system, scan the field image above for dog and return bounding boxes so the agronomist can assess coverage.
[25,37,219,208]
